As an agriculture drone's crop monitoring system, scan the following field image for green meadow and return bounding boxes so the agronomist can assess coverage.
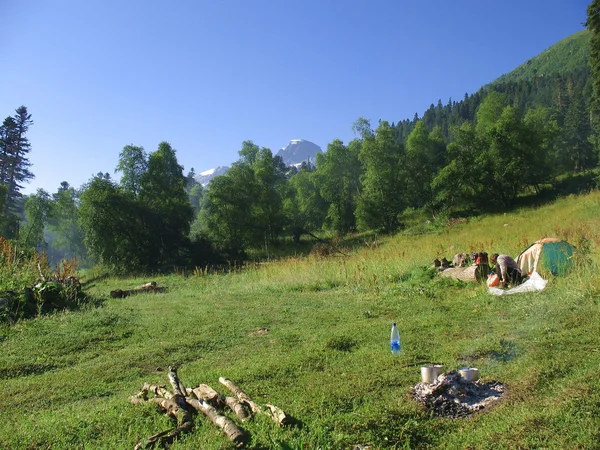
[1,192,600,449]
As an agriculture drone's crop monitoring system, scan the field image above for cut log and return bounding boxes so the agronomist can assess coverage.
[192,384,226,408]
[439,264,489,283]
[110,282,167,298]
[186,398,247,448]
[218,377,262,414]
[264,404,291,427]
[225,396,250,422]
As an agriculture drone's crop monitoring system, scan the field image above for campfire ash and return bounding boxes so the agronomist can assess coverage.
[412,370,505,418]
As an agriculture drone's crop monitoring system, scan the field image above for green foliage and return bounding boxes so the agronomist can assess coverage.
[284,166,327,241]
[433,94,563,213]
[0,106,34,238]
[79,176,151,271]
[46,182,87,261]
[357,121,407,232]
[475,90,507,134]
[115,145,148,197]
[20,189,52,249]
[405,122,446,210]
[199,142,288,257]
[315,139,362,234]
[139,142,193,266]
[587,1,600,155]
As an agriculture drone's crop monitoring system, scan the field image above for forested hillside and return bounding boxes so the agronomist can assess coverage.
[1,24,599,278]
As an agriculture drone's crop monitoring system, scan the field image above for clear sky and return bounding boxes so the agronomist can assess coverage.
[1,0,590,194]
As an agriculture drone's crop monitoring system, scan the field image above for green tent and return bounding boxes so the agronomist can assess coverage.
[517,238,575,276]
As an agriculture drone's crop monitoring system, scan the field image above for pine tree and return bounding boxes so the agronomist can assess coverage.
[0,106,34,237]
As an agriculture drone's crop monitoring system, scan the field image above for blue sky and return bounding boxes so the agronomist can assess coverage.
[1,0,590,194]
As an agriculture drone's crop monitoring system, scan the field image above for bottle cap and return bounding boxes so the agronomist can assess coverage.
[392,322,396,326]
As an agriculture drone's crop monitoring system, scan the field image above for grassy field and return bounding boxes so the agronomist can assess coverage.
[1,192,600,449]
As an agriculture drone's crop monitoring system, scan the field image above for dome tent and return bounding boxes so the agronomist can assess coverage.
[517,238,575,277]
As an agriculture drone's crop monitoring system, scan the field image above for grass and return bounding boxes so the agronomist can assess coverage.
[1,191,600,449]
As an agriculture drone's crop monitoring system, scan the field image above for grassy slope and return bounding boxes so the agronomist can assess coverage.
[493,29,590,84]
[1,192,600,449]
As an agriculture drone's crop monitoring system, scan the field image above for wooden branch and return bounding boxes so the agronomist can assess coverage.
[37,263,47,282]
[133,427,177,450]
[186,398,247,448]
[129,383,172,405]
[168,366,186,399]
[219,377,262,414]
[134,397,193,449]
[143,383,172,399]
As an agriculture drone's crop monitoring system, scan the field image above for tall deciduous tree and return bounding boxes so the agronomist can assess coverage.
[284,166,327,243]
[115,145,148,197]
[199,162,257,256]
[47,182,87,260]
[20,189,52,249]
[79,176,152,271]
[356,121,406,232]
[405,122,446,210]
[315,139,362,234]
[139,142,193,266]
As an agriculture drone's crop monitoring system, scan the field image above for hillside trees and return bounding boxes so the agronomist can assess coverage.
[587,0,600,152]
[0,106,34,238]
[563,85,595,171]
[433,93,560,212]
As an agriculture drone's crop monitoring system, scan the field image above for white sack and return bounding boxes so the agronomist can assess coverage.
[488,271,548,296]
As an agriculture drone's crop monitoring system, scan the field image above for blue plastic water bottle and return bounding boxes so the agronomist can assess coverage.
[390,322,401,355]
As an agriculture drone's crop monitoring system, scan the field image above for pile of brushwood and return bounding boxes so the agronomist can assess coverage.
[130,366,295,449]
[0,265,87,323]
[412,370,505,418]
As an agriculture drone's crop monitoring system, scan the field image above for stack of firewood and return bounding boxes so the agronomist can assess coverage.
[130,366,292,449]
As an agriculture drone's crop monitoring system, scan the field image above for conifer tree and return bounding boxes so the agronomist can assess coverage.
[0,106,34,238]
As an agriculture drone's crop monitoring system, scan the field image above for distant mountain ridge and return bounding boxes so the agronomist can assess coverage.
[194,166,230,186]
[195,139,322,186]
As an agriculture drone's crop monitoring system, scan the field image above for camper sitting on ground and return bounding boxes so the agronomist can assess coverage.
[490,253,523,287]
